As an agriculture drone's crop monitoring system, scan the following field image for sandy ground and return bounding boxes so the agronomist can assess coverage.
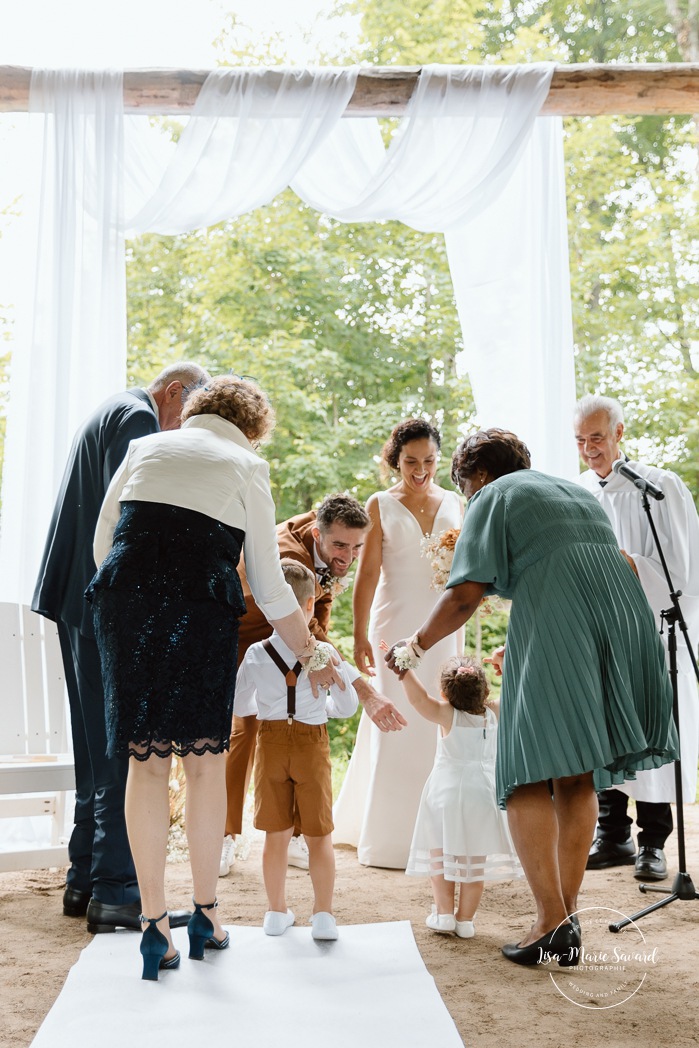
[2,806,699,1048]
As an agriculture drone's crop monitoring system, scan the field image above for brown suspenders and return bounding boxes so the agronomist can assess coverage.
[262,640,303,724]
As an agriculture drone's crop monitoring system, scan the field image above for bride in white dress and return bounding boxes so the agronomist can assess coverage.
[333,419,464,868]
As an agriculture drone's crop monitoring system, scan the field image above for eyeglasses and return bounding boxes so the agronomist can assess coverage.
[228,371,258,383]
[180,379,208,401]
[180,373,259,399]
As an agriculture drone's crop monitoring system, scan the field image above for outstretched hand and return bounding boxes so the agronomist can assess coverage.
[352,674,408,731]
[483,645,506,677]
[362,689,407,732]
[382,638,410,680]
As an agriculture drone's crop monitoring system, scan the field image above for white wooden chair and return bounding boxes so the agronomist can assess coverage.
[0,603,74,871]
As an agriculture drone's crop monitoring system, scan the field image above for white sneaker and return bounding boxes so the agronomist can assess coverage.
[426,910,456,934]
[311,912,338,940]
[219,835,236,877]
[455,918,476,939]
[263,909,295,936]
[287,835,309,870]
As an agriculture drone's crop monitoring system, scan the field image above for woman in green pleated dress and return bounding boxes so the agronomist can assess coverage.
[386,429,677,967]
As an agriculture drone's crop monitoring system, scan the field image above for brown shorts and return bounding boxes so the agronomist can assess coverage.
[254,720,333,837]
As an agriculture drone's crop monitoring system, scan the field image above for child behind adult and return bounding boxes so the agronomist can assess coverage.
[234,560,358,940]
[400,655,522,937]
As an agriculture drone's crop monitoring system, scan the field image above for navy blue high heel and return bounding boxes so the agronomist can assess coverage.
[187,899,230,960]
[140,912,181,981]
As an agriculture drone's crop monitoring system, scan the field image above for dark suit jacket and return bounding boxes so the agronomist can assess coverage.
[32,388,159,636]
[236,510,333,665]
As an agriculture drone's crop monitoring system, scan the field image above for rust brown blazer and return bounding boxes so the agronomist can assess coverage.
[236,510,333,666]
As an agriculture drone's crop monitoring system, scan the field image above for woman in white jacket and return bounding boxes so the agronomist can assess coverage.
[88,376,340,980]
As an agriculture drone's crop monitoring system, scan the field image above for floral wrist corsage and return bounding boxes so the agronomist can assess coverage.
[303,642,333,674]
[392,635,425,671]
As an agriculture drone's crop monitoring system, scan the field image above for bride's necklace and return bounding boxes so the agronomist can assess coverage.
[404,484,432,514]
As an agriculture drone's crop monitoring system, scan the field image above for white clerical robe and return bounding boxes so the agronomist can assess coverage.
[578,462,699,803]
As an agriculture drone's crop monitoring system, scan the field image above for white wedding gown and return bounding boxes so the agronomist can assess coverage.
[333,488,464,868]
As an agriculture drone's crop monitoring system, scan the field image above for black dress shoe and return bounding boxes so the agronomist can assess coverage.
[502,922,581,967]
[63,886,91,918]
[586,837,636,870]
[86,899,193,933]
[168,909,192,929]
[634,846,668,881]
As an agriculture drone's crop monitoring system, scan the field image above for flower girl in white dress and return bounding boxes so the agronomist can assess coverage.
[402,656,521,937]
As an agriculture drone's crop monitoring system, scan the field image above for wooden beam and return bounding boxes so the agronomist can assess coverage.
[1,64,698,116]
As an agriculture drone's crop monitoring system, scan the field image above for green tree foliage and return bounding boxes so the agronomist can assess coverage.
[340,0,485,64]
[127,190,473,518]
[332,0,699,494]
[489,1,699,491]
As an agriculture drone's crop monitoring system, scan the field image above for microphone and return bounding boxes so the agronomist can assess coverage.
[612,460,665,501]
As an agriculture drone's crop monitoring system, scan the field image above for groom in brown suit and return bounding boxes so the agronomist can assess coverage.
[222,493,405,869]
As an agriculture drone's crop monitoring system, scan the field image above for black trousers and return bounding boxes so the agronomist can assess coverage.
[57,621,139,904]
[596,787,673,850]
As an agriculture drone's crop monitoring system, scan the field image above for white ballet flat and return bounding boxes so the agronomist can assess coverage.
[455,918,476,939]
[426,910,456,934]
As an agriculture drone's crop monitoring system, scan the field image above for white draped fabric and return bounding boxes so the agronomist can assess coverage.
[288,65,574,472]
[0,70,126,603]
[0,64,576,604]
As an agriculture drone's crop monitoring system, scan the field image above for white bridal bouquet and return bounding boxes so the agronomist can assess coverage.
[421,527,504,616]
[420,527,461,591]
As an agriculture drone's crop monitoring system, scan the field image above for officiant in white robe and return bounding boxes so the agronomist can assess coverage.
[574,394,699,881]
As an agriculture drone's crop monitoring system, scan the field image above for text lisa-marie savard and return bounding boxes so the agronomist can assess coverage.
[538,946,659,968]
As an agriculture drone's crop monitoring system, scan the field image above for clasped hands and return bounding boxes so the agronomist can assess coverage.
[383,639,507,679]
[306,647,344,697]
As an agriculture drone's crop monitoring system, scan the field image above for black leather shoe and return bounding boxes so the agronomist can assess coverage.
[63,886,91,918]
[634,846,668,881]
[86,899,192,933]
[586,837,636,870]
[167,909,192,929]
[502,922,581,967]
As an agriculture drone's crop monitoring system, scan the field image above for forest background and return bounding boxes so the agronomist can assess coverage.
[1,0,698,763]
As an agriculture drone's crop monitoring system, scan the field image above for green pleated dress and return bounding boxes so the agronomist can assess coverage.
[447,470,678,808]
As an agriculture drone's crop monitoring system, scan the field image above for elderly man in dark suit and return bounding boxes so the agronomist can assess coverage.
[221,493,406,875]
[32,361,209,932]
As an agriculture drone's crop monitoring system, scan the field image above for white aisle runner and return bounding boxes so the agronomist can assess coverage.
[31,921,464,1048]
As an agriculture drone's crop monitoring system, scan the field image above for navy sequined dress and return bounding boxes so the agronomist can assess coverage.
[86,501,246,760]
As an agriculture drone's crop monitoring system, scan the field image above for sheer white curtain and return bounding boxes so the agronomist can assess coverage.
[0,70,126,603]
[126,67,359,232]
[288,65,575,468]
[0,65,576,604]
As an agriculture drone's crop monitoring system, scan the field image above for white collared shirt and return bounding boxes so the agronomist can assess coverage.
[144,388,159,422]
[312,542,326,577]
[93,414,299,622]
[234,631,359,723]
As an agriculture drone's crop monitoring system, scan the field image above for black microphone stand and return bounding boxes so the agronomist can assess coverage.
[609,487,699,932]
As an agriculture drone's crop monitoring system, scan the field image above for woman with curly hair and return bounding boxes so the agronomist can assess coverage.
[87,376,342,979]
[333,418,463,868]
[386,428,677,966]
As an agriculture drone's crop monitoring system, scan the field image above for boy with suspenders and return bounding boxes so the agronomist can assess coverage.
[234,560,358,940]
